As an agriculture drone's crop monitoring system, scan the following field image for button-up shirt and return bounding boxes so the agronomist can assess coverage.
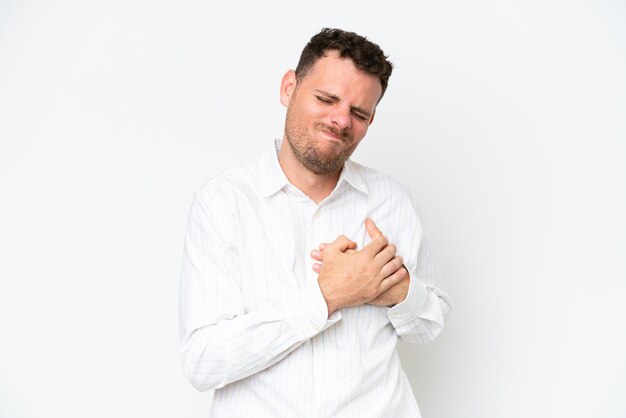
[179,139,452,417]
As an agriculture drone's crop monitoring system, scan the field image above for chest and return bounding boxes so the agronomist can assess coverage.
[234,187,405,307]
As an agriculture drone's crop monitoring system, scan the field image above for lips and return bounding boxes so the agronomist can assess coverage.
[321,129,344,142]
[313,122,353,143]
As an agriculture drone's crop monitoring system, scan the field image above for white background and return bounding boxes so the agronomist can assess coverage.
[1,1,625,417]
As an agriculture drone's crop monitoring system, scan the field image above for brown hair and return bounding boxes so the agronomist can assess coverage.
[295,28,394,100]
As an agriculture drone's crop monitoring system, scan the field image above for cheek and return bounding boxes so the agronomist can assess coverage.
[295,105,322,127]
[303,100,331,119]
[353,123,369,140]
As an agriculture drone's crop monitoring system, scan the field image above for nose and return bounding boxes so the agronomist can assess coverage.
[329,106,352,131]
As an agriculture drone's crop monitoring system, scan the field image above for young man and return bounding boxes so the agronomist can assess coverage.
[179,28,452,417]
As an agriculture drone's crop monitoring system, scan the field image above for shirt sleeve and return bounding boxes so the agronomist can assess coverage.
[179,189,341,391]
[386,201,453,345]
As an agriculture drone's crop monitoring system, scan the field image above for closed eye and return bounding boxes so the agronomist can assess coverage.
[314,91,371,122]
[315,95,333,104]
[352,112,368,121]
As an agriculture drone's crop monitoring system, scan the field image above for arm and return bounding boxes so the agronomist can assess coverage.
[179,191,340,391]
[383,200,452,346]
[386,230,453,346]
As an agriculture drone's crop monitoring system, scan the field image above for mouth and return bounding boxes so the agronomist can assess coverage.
[320,129,346,143]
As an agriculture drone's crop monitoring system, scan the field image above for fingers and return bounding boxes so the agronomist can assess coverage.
[318,236,356,261]
[312,262,322,273]
[323,235,358,262]
[315,221,382,257]
[373,243,397,267]
[363,218,390,257]
[362,234,388,257]
[310,249,323,261]
[320,242,357,253]
[328,235,357,252]
[366,218,383,239]
[313,248,356,259]
[380,255,404,278]
[378,266,408,294]
[319,242,358,253]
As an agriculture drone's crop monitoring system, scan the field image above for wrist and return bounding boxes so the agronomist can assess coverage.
[317,278,340,315]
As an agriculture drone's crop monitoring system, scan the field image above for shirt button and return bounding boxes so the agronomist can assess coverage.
[313,211,320,218]
[313,322,321,330]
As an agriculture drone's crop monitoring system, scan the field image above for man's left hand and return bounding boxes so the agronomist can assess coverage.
[311,219,410,307]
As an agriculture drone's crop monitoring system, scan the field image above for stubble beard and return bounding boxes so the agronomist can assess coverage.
[284,107,357,175]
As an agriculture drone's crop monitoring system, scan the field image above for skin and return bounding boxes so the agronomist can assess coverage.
[278,51,409,314]
[278,51,379,203]
[311,219,410,308]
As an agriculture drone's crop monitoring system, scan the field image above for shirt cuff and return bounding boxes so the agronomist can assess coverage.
[283,281,342,340]
[387,266,428,326]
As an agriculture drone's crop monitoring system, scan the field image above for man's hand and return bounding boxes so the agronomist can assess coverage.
[312,219,410,309]
[315,223,407,315]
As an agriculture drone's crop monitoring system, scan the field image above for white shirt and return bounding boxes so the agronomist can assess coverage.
[179,139,452,417]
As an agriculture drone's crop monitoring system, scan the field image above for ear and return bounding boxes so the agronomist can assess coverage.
[368,109,376,126]
[280,70,297,107]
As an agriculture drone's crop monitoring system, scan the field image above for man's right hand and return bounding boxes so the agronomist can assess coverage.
[317,232,407,315]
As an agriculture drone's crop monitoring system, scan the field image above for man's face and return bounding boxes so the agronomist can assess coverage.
[281,51,382,175]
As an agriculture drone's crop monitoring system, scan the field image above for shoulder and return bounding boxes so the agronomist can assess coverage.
[196,163,259,203]
[350,160,418,208]
[193,163,262,219]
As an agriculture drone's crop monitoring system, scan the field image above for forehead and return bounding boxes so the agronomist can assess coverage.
[300,52,382,109]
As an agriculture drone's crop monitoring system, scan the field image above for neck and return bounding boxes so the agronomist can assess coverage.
[277,138,342,204]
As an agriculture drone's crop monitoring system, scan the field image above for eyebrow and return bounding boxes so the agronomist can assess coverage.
[314,89,372,119]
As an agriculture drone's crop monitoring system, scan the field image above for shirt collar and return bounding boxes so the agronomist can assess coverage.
[257,138,291,197]
[258,138,368,197]
[339,157,369,195]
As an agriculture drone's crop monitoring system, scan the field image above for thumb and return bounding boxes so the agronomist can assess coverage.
[366,218,383,239]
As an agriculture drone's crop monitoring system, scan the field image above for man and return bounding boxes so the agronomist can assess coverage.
[179,28,452,417]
